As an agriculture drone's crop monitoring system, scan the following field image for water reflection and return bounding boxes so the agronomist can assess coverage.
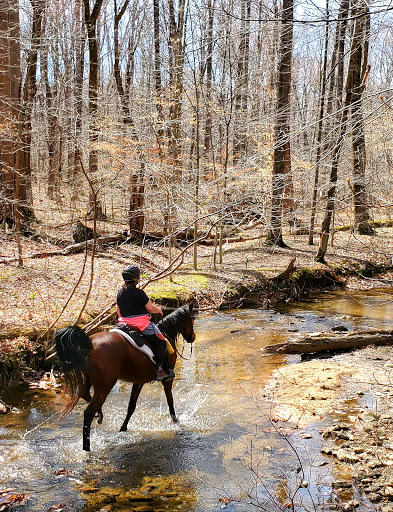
[1,289,393,511]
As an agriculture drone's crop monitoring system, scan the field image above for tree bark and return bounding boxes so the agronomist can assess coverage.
[113,0,146,239]
[233,0,251,164]
[168,0,186,179]
[83,0,104,207]
[266,0,293,247]
[0,1,31,228]
[153,0,164,145]
[315,0,353,263]
[19,0,45,222]
[203,0,214,171]
[351,2,372,235]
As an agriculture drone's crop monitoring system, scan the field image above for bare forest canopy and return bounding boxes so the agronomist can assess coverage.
[1,0,393,264]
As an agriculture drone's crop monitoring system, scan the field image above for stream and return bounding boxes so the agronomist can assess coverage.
[2,288,393,511]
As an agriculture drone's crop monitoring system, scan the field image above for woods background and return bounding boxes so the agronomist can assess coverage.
[1,0,393,265]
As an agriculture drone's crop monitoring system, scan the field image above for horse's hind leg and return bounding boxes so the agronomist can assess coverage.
[163,380,178,423]
[81,378,103,424]
[120,383,144,432]
[83,388,112,451]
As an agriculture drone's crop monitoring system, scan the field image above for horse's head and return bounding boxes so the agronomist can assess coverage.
[159,301,196,345]
[180,301,196,344]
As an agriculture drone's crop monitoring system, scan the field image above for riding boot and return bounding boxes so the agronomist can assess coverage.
[143,334,171,381]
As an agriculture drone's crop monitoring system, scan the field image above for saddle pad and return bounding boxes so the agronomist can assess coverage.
[110,328,156,364]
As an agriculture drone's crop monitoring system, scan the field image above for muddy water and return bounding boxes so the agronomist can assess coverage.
[1,288,393,511]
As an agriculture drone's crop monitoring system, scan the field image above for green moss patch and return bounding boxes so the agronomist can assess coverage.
[146,273,211,307]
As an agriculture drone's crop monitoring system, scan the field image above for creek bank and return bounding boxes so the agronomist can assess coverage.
[264,345,393,509]
[0,260,389,389]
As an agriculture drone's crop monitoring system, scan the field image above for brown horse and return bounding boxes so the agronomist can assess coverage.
[54,303,196,451]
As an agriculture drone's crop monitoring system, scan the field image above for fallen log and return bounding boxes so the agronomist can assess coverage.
[0,326,55,342]
[199,234,264,246]
[0,234,127,264]
[262,330,393,354]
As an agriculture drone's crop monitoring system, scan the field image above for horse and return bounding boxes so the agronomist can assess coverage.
[53,302,196,451]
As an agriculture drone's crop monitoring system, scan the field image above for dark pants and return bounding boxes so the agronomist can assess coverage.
[143,334,167,368]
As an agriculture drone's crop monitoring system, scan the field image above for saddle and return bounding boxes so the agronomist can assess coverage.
[110,324,175,382]
[114,323,147,347]
[111,324,156,363]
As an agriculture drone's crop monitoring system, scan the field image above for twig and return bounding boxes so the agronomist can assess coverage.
[73,151,98,326]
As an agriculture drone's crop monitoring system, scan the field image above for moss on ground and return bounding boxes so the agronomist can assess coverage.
[146,273,211,306]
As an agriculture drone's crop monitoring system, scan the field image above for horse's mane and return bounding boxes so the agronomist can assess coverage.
[158,305,190,343]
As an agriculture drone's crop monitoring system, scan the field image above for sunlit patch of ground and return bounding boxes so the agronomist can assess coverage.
[264,360,356,426]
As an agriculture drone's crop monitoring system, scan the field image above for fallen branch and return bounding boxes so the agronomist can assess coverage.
[0,326,56,341]
[262,330,393,354]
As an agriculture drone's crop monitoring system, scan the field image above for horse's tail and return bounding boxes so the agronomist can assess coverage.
[54,325,93,416]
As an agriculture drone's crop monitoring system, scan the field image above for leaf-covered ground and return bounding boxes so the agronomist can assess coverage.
[1,225,393,334]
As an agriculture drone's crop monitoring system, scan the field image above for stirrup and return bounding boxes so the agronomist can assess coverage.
[156,367,169,381]
[162,369,175,382]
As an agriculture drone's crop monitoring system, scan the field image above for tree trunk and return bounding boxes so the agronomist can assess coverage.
[203,0,214,172]
[72,0,85,198]
[42,38,59,200]
[233,0,251,164]
[351,2,372,235]
[263,330,393,355]
[113,0,145,239]
[0,0,31,228]
[309,0,329,245]
[266,0,293,247]
[153,0,164,145]
[316,4,363,263]
[83,0,104,207]
[20,0,45,213]
[168,0,186,180]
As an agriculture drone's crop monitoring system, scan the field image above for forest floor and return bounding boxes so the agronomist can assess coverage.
[1,222,393,334]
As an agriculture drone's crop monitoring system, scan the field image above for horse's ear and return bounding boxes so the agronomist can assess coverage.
[188,298,195,313]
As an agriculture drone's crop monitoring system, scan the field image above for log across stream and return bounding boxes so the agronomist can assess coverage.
[263,329,393,354]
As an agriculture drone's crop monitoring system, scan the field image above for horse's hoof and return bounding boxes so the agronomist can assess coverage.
[171,415,179,423]
[119,426,127,432]
[83,445,91,452]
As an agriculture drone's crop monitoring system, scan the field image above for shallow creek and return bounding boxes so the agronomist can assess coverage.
[2,288,393,511]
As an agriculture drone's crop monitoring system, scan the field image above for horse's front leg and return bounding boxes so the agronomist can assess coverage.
[163,380,178,423]
[120,383,144,432]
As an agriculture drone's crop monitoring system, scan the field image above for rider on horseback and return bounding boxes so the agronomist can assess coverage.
[116,265,172,382]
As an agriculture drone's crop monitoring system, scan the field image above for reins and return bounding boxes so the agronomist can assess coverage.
[174,338,193,360]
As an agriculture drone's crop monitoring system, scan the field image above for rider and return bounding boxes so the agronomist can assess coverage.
[116,265,171,382]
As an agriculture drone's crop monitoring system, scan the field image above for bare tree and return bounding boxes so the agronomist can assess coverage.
[316,1,367,262]
[308,0,330,245]
[83,0,105,209]
[266,0,294,247]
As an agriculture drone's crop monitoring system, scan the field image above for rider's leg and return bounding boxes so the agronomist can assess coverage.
[142,322,175,381]
[143,333,169,380]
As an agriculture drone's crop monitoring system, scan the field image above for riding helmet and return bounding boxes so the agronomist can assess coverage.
[122,265,141,282]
